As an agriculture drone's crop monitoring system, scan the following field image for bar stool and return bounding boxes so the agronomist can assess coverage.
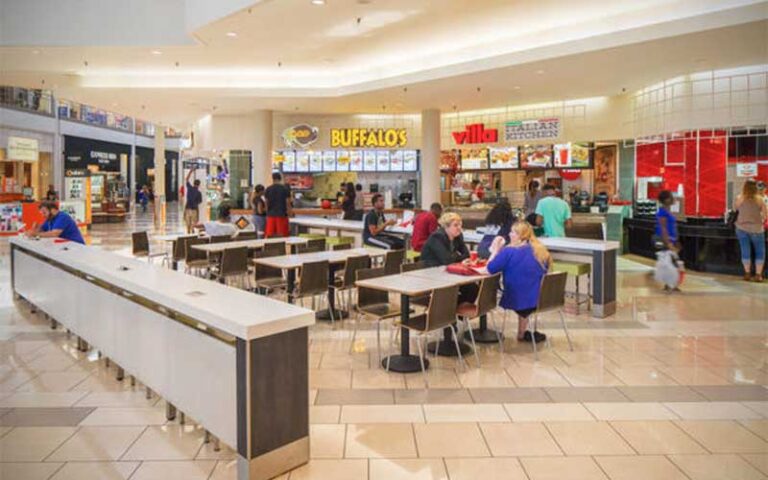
[552,261,591,314]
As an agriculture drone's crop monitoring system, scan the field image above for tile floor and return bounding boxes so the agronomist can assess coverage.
[1,205,766,479]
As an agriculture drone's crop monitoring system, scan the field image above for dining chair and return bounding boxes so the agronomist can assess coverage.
[294,260,331,319]
[519,271,573,359]
[456,273,501,365]
[332,255,370,313]
[351,267,402,361]
[252,249,287,297]
[184,237,211,277]
[383,249,406,275]
[218,247,250,289]
[131,231,166,264]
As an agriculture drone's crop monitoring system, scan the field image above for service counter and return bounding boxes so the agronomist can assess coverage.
[231,207,411,218]
[10,237,315,480]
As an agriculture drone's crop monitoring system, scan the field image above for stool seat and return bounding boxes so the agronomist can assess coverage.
[325,236,354,246]
[299,233,325,240]
[552,261,591,276]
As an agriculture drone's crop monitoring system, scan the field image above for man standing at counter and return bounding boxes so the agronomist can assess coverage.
[264,172,293,238]
[26,201,85,244]
[363,193,403,249]
[535,184,572,237]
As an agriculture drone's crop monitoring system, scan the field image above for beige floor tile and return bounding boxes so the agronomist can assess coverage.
[480,422,562,456]
[504,402,595,422]
[341,405,424,424]
[122,425,205,460]
[609,421,706,454]
[545,421,634,455]
[288,459,368,480]
[309,424,346,459]
[309,369,352,389]
[665,402,763,420]
[743,402,768,418]
[369,458,448,480]
[310,405,341,424]
[457,368,516,388]
[0,462,64,480]
[14,371,92,392]
[584,402,678,420]
[670,454,767,480]
[129,460,216,480]
[320,352,371,370]
[675,420,768,453]
[351,370,406,389]
[309,389,318,405]
[0,391,87,407]
[0,369,37,392]
[414,423,490,457]
[48,425,145,461]
[445,458,528,480]
[423,404,509,423]
[606,366,679,386]
[659,366,732,385]
[506,364,571,387]
[0,426,76,461]
[50,461,139,480]
[74,391,160,408]
[196,440,237,460]
[79,407,167,426]
[521,456,608,480]
[740,420,768,442]
[603,350,667,367]
[556,365,623,387]
[595,455,688,480]
[742,454,768,477]
[404,368,462,389]
[345,423,417,458]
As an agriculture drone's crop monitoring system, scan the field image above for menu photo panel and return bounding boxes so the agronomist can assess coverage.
[349,150,363,171]
[309,151,323,172]
[521,144,553,169]
[489,146,519,169]
[460,148,489,170]
[322,151,337,171]
[283,150,298,172]
[376,150,391,171]
[363,150,377,171]
[336,150,350,172]
[390,150,404,171]
[403,150,418,171]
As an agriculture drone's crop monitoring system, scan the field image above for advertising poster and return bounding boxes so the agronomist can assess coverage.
[349,151,363,171]
[390,150,404,171]
[521,145,552,168]
[309,151,323,172]
[336,150,350,172]
[322,151,336,171]
[363,150,377,171]
[460,148,489,170]
[594,144,617,196]
[489,146,519,169]
[403,150,418,171]
[376,150,391,171]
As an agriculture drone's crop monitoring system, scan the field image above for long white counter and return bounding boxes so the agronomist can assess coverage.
[10,237,314,480]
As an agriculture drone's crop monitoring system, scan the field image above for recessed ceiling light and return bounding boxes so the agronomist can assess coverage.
[32,49,40,55]
[311,0,326,5]
[535,69,545,75]
[151,50,162,55]
[513,86,521,90]
[226,31,237,37]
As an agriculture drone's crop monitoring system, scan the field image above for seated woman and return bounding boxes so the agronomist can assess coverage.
[486,221,551,343]
[421,212,476,303]
[477,200,515,259]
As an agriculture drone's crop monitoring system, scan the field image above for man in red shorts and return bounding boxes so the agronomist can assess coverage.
[264,172,292,238]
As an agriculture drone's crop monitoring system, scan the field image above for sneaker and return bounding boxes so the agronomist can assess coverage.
[521,331,547,343]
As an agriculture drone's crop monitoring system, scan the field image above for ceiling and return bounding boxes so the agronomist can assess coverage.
[0,0,766,127]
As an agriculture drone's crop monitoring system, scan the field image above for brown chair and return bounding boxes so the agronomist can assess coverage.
[333,255,370,313]
[298,244,324,254]
[252,249,287,297]
[210,234,233,244]
[525,271,573,359]
[184,237,211,277]
[236,231,259,240]
[393,284,462,386]
[400,261,426,273]
[131,231,166,264]
[218,247,250,289]
[456,273,501,364]
[172,235,195,268]
[295,260,331,319]
[264,241,286,256]
[383,249,405,275]
[307,237,327,251]
[331,243,352,251]
[352,267,403,360]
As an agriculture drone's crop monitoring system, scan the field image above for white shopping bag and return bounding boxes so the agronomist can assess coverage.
[654,250,683,288]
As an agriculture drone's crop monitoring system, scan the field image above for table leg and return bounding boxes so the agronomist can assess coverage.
[428,326,471,356]
[381,294,428,372]
[286,269,296,304]
[316,263,350,321]
[464,314,502,343]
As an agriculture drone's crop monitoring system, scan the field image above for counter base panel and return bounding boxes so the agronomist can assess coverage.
[239,436,309,480]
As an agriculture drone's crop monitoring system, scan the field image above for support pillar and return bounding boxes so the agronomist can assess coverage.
[153,128,166,228]
[420,109,441,209]
[250,110,273,189]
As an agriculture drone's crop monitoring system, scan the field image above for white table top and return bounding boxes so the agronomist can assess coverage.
[254,247,384,270]
[11,237,315,340]
[192,237,307,253]
[356,266,487,295]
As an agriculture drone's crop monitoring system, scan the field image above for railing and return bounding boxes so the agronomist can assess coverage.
[0,86,54,116]
[57,99,133,132]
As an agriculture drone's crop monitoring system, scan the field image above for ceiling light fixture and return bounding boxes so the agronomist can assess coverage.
[535,69,545,75]
[32,50,40,55]
[513,86,521,90]
[151,50,162,55]
[311,0,326,4]
[226,32,237,37]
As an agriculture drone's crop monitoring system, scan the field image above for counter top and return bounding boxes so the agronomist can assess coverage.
[11,237,315,340]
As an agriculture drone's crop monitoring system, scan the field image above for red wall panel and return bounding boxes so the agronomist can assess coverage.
[684,139,699,217]
[636,143,664,177]
[698,137,727,217]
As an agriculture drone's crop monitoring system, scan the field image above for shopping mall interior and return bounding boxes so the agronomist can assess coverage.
[0,1,767,479]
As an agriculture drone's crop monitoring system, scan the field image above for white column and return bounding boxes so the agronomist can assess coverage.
[153,127,166,227]
[420,109,441,209]
[251,110,273,188]
[53,97,64,194]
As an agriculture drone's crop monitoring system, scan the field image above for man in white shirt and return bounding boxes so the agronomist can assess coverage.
[196,205,238,237]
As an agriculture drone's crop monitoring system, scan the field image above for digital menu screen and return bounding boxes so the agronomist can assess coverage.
[489,146,519,169]
[336,150,350,171]
[460,148,489,170]
[554,143,592,168]
[363,150,377,171]
[280,151,296,172]
[294,150,309,172]
[322,151,336,171]
[440,150,459,171]
[521,145,553,169]
[376,150,390,171]
[390,150,404,171]
[309,151,323,172]
[403,150,418,171]
[349,151,363,171]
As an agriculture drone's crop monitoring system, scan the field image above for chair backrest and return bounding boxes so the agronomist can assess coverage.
[220,247,249,277]
[342,255,370,287]
[331,243,352,251]
[298,260,329,297]
[210,234,232,244]
[131,231,149,255]
[237,231,259,240]
[475,273,501,317]
[253,249,283,280]
[400,261,426,273]
[307,238,327,251]
[383,249,406,275]
[298,244,324,254]
[264,241,286,256]
[424,285,460,332]
[537,271,568,312]
[185,237,209,262]
[173,235,195,261]
[355,267,389,308]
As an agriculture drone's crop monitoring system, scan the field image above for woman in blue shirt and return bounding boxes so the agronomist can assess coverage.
[655,190,679,252]
[486,221,551,343]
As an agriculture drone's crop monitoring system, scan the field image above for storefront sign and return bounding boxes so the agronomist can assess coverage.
[282,124,319,148]
[736,162,758,177]
[7,136,39,161]
[330,128,407,148]
[504,118,560,142]
[65,168,90,177]
[452,124,498,145]
[90,151,118,166]
[559,169,582,181]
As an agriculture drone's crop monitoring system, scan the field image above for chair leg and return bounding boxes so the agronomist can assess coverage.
[415,334,428,388]
[385,325,396,371]
[449,324,466,371]
[559,310,574,351]
[530,315,538,360]
[463,317,481,367]
[375,318,381,363]
[349,312,360,354]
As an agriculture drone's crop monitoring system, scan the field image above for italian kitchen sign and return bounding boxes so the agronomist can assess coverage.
[282,124,319,149]
[330,128,407,148]
[452,123,498,145]
[504,118,561,142]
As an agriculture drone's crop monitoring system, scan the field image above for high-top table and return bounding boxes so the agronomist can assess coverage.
[10,237,314,480]
[254,248,387,321]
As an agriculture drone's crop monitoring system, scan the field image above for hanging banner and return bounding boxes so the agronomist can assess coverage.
[504,118,560,142]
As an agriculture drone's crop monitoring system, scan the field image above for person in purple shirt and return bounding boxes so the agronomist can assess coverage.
[486,221,551,344]
[26,201,85,244]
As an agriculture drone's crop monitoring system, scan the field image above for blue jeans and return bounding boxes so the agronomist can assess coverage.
[736,228,766,266]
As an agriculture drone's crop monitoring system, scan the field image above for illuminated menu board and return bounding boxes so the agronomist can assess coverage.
[281,151,296,172]
[349,151,363,171]
[521,145,553,169]
[553,143,591,168]
[403,150,418,171]
[460,148,489,170]
[376,151,390,171]
[336,150,350,171]
[489,146,519,169]
[322,151,336,171]
[390,150,404,171]
[309,151,323,172]
[294,151,309,172]
[363,150,377,171]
